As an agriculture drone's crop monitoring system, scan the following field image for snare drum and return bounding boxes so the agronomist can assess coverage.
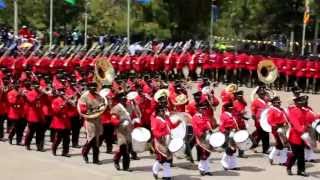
[233,130,253,151]
[312,119,320,134]
[168,138,186,159]
[209,132,226,148]
[131,127,151,153]
[171,120,186,139]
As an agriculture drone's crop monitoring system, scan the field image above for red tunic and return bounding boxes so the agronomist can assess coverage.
[287,105,310,145]
[192,113,212,137]
[51,96,71,129]
[295,59,306,78]
[219,111,238,133]
[25,89,43,123]
[251,98,268,128]
[151,113,179,139]
[232,100,247,129]
[7,89,23,120]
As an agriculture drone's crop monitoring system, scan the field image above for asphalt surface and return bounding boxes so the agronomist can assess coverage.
[0,84,319,180]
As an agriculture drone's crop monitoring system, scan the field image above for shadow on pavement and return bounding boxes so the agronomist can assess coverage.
[173,175,202,180]
[239,166,265,172]
[213,170,240,176]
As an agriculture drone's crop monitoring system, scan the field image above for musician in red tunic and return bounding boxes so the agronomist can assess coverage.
[51,89,71,157]
[192,102,213,176]
[7,82,25,145]
[267,96,288,165]
[232,90,248,157]
[219,102,239,170]
[251,86,270,154]
[286,96,310,177]
[24,81,45,151]
[151,96,180,180]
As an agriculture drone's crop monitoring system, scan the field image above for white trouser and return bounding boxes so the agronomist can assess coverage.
[221,152,237,169]
[152,161,172,178]
[198,159,210,172]
[268,147,288,164]
[304,148,316,161]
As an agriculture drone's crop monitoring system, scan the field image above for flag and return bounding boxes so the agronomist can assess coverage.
[136,0,151,5]
[65,0,76,5]
[0,0,6,9]
[304,0,310,24]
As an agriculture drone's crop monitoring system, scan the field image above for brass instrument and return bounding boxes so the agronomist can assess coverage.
[94,58,115,89]
[77,90,108,119]
[257,60,278,84]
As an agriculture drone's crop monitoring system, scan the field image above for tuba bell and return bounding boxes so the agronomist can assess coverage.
[257,60,278,84]
[94,58,115,89]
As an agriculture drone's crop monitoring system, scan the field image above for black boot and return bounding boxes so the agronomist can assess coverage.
[114,160,120,170]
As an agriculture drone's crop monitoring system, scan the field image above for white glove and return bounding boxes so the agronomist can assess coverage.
[122,120,129,126]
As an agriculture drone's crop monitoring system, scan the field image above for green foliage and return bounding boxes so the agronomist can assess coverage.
[0,0,318,41]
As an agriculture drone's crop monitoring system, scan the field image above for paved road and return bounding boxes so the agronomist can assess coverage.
[0,84,319,180]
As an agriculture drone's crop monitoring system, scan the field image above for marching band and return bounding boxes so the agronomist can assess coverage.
[0,42,320,179]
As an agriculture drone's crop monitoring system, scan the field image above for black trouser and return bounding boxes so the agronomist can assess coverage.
[25,122,45,150]
[114,144,130,170]
[100,124,114,152]
[252,126,270,153]
[287,144,305,173]
[0,115,6,139]
[52,129,70,155]
[185,125,200,161]
[44,116,54,142]
[128,142,138,159]
[71,116,82,146]
[8,119,27,144]
[82,137,100,162]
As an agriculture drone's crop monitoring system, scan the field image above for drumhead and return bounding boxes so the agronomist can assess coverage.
[312,119,320,129]
[131,128,151,142]
[260,108,272,133]
[233,130,249,143]
[168,138,184,153]
[171,120,186,139]
[127,91,139,100]
[209,132,225,148]
[316,125,320,134]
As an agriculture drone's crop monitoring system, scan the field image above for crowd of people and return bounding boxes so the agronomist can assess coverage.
[0,46,319,179]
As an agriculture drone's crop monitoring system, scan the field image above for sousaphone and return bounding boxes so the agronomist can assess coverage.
[94,58,115,88]
[257,60,278,84]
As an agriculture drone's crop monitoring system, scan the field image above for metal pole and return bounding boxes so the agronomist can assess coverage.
[301,23,307,56]
[127,0,131,48]
[49,0,53,49]
[13,0,18,37]
[209,3,214,50]
[313,17,319,54]
[301,0,309,56]
[84,0,88,47]
[289,31,294,53]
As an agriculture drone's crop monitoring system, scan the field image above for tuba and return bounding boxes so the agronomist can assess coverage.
[94,58,115,89]
[257,60,278,85]
[77,90,108,119]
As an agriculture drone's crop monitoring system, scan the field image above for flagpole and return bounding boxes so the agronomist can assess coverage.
[127,0,131,49]
[301,0,309,56]
[49,0,53,49]
[84,0,88,47]
[209,1,214,50]
[13,0,18,37]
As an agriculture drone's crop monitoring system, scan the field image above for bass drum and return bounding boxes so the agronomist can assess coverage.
[168,138,185,159]
[233,130,253,151]
[131,127,151,153]
[260,108,272,133]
